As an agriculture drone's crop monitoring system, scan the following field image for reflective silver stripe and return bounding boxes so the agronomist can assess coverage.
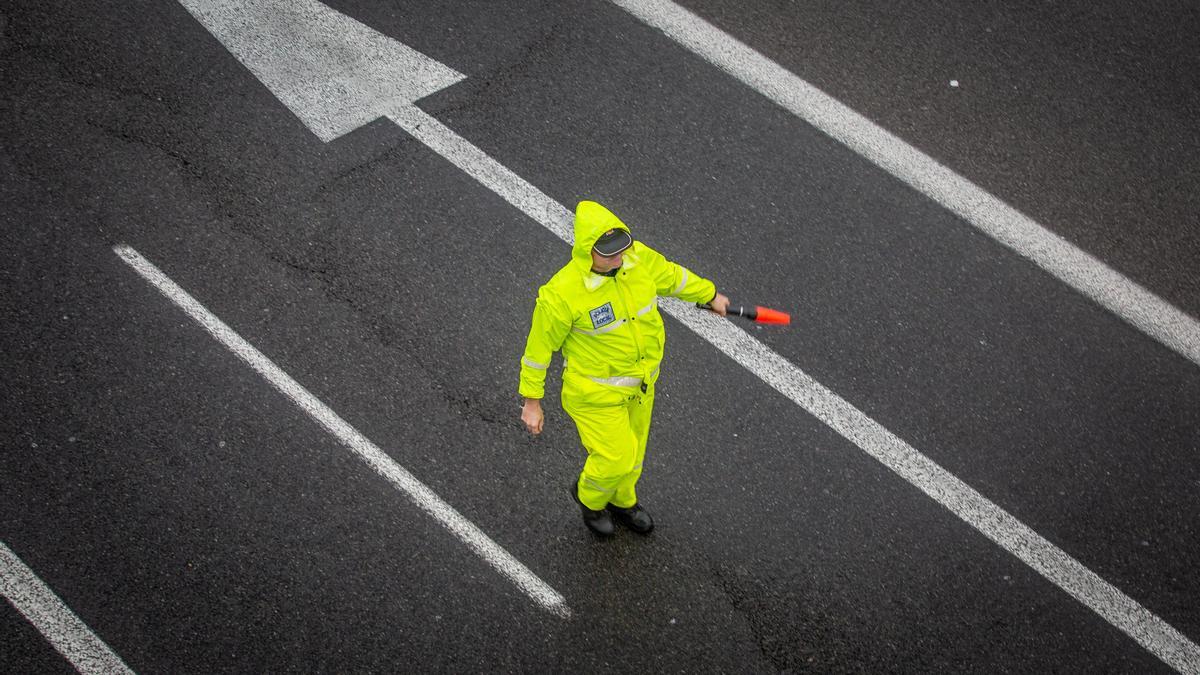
[572,319,626,336]
[649,366,660,380]
[636,301,655,316]
[588,375,642,388]
[583,478,616,493]
[521,357,548,370]
[674,268,689,294]
[632,463,643,471]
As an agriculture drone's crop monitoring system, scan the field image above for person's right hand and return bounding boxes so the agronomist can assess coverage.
[521,398,544,435]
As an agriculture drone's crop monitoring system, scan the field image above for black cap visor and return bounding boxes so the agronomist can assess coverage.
[593,228,633,256]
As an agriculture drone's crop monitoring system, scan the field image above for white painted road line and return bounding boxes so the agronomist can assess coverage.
[387,107,574,241]
[1,541,135,675]
[389,105,1200,674]
[174,0,1194,666]
[662,296,1200,675]
[112,245,571,619]
[609,0,1200,371]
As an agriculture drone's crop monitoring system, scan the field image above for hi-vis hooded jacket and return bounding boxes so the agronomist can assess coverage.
[519,201,716,399]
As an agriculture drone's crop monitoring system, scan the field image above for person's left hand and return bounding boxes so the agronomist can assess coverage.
[709,292,730,316]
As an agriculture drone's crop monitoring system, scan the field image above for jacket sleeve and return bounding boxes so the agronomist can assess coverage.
[518,284,573,399]
[639,243,717,304]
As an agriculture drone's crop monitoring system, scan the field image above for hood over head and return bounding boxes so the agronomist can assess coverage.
[572,200,632,272]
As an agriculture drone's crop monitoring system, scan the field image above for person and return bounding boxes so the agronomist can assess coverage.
[518,200,729,535]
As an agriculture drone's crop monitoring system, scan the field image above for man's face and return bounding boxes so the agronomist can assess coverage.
[590,248,624,273]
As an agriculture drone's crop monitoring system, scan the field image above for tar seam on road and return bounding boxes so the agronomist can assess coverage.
[1,541,136,675]
[112,245,571,620]
[608,0,1200,372]
[388,105,1200,674]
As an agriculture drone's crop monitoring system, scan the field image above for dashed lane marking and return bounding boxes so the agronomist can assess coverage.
[113,244,571,619]
[1,541,135,674]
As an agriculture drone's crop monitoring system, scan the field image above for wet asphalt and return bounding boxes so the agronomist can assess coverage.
[2,1,1197,672]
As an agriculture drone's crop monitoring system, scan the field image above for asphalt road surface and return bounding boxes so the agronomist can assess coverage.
[3,1,1198,672]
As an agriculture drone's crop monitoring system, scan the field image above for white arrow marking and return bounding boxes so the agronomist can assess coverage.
[2,541,135,675]
[177,0,463,142]
[178,0,1199,670]
[609,0,1200,370]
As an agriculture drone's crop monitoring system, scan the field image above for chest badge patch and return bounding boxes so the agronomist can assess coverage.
[589,302,616,329]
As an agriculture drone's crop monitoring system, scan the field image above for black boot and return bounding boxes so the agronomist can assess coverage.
[569,482,614,536]
[607,503,654,534]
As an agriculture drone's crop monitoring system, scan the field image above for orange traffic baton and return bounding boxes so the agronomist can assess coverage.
[697,301,790,325]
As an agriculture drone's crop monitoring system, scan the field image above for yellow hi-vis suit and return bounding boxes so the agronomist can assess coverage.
[519,201,717,510]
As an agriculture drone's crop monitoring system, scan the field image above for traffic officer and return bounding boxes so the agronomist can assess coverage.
[519,200,729,535]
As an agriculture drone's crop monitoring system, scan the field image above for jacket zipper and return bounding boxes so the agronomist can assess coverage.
[614,275,647,378]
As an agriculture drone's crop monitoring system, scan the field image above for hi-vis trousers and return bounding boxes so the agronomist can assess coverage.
[562,370,655,511]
